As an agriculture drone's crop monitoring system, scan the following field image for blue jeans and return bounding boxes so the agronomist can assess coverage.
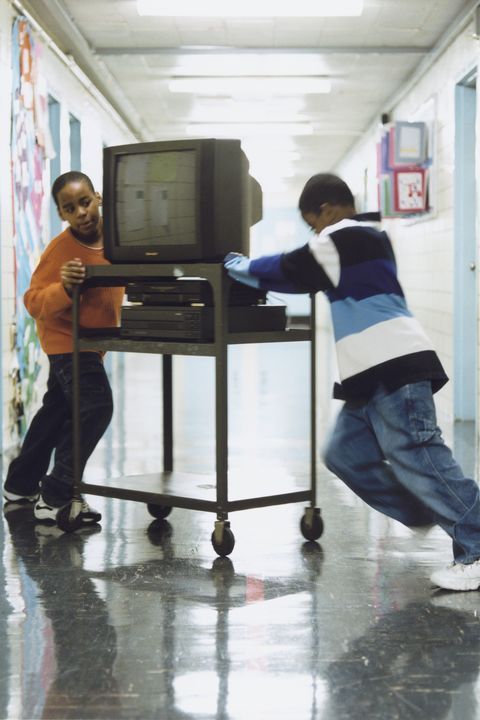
[324,381,480,563]
[5,353,113,506]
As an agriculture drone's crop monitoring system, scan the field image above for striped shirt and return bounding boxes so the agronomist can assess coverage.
[225,214,447,402]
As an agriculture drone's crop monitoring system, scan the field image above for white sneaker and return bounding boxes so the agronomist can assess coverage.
[430,560,480,591]
[34,496,101,525]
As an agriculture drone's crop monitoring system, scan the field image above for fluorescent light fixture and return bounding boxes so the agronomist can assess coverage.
[169,77,331,95]
[188,98,306,123]
[186,123,313,136]
[242,136,298,152]
[173,54,330,77]
[189,109,306,124]
[138,0,363,17]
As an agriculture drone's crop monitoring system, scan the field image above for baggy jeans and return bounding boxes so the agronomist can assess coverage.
[324,381,480,564]
[5,352,113,506]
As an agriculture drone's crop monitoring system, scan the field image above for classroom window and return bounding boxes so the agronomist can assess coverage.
[48,95,62,236]
[69,113,81,171]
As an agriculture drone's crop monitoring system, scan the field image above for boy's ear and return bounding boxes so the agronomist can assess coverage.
[319,202,334,219]
[95,191,102,205]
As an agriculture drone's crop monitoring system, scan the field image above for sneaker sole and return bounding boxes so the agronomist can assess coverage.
[34,508,61,524]
[79,513,101,523]
[34,507,101,526]
[4,492,39,505]
[430,575,480,591]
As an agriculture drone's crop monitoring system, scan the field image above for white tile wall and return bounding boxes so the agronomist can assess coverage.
[336,17,480,451]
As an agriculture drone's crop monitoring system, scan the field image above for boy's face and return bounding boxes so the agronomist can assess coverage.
[302,203,353,235]
[302,205,334,235]
[56,180,102,243]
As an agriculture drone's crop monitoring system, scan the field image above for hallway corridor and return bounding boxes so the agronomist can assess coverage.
[1,346,479,720]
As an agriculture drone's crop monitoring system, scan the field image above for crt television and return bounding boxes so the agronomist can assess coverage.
[102,138,262,263]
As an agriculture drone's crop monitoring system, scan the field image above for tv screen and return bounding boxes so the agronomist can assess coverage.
[103,138,262,263]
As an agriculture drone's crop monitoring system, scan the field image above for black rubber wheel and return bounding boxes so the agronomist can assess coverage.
[56,503,85,533]
[146,503,172,519]
[300,511,324,541]
[211,527,235,557]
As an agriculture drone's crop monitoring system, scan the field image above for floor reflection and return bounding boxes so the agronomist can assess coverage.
[3,504,118,720]
[1,348,479,719]
[324,601,480,720]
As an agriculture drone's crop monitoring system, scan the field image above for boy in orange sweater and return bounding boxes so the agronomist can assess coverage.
[3,171,124,526]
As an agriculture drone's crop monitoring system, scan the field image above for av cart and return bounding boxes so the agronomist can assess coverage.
[59,262,323,555]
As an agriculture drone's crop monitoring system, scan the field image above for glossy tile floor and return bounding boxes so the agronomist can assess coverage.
[2,345,480,720]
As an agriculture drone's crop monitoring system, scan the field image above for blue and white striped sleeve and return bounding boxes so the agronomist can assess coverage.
[224,252,307,293]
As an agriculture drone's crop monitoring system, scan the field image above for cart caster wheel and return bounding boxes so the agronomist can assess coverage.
[56,502,85,533]
[300,507,324,541]
[211,520,235,557]
[147,503,172,519]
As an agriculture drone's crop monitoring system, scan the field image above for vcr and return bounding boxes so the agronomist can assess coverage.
[126,278,266,307]
[120,305,287,341]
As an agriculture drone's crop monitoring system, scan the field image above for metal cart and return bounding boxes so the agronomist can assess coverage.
[60,262,323,555]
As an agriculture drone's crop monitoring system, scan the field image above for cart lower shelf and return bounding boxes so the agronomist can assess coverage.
[55,470,324,555]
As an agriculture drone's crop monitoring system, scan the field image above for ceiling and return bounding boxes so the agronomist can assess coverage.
[17,0,477,204]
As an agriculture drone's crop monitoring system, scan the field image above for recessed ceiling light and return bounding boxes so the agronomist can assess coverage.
[186,123,314,136]
[169,77,331,95]
[173,54,330,77]
[137,0,363,17]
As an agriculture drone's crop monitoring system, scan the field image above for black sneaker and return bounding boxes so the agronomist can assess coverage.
[3,488,39,505]
[34,496,101,525]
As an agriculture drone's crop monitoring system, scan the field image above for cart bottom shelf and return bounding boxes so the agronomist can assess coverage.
[71,470,322,556]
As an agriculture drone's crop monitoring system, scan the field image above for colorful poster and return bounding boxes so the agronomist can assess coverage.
[377,120,431,218]
[393,169,427,212]
[10,18,49,437]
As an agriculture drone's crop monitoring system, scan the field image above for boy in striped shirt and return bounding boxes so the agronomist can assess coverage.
[225,172,480,592]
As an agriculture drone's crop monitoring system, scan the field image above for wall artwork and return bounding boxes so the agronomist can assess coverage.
[376,118,433,219]
[10,18,50,438]
[393,168,427,212]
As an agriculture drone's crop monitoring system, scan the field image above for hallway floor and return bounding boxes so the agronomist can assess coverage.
[1,345,479,720]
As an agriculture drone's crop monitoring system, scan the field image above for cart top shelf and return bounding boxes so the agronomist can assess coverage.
[82,261,231,287]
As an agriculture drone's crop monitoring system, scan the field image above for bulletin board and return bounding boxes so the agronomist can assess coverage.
[377,98,436,219]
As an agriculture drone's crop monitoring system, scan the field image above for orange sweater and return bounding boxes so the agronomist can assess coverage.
[24,228,124,354]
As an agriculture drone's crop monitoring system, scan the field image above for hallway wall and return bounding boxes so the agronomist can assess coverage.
[0,2,478,464]
[0,0,134,455]
[337,16,480,449]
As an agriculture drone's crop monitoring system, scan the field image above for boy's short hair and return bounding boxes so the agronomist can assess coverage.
[298,173,355,214]
[52,171,95,208]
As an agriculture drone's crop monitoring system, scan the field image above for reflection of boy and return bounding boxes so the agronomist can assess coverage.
[3,506,119,719]
[326,601,480,719]
[225,172,480,592]
[3,171,124,527]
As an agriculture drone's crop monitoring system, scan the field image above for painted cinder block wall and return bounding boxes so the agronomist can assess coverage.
[335,16,480,451]
[0,0,134,456]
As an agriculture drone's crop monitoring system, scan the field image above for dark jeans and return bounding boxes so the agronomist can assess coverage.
[5,352,113,506]
[324,381,480,563]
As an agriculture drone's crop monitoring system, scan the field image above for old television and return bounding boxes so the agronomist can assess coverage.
[102,138,262,263]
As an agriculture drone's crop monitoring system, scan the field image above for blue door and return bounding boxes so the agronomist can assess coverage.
[454,70,477,473]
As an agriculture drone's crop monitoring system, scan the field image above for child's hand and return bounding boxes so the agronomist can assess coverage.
[61,258,85,294]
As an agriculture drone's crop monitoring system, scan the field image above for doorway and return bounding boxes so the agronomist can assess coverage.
[454,69,477,475]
